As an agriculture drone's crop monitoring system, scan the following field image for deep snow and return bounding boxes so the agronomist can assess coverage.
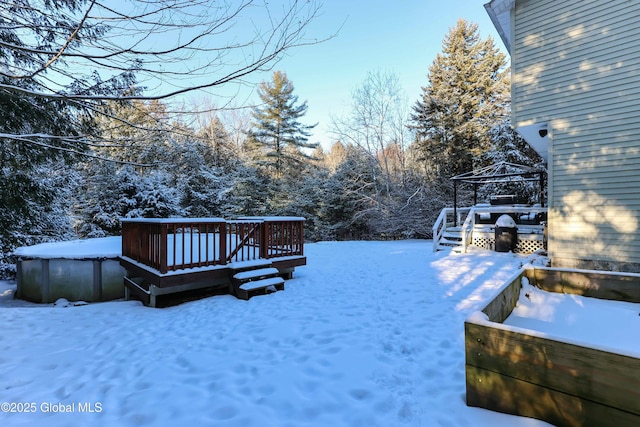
[504,277,640,357]
[1,240,561,426]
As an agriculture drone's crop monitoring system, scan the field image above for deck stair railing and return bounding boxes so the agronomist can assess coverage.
[432,207,472,252]
[121,217,305,274]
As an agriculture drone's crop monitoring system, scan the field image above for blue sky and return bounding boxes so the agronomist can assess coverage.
[186,1,506,149]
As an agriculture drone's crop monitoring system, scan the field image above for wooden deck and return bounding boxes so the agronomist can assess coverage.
[119,217,306,306]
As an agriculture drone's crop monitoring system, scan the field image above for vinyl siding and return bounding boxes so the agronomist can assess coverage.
[513,0,640,269]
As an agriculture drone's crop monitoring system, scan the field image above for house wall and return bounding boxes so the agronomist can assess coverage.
[512,0,640,272]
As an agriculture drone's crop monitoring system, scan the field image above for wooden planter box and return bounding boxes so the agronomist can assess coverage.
[465,265,640,427]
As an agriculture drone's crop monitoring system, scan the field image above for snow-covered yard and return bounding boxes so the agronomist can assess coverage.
[1,240,555,426]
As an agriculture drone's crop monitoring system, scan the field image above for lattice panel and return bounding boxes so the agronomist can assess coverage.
[472,235,493,250]
[515,238,545,254]
[471,232,544,254]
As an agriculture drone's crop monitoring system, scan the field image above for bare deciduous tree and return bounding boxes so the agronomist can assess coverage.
[331,69,411,198]
[0,0,325,153]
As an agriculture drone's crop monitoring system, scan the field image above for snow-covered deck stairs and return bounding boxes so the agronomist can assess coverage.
[231,266,285,300]
[122,262,291,306]
[436,227,464,253]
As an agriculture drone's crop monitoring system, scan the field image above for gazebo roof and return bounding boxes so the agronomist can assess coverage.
[451,161,546,184]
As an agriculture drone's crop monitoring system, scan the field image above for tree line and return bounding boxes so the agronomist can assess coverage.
[0,6,543,278]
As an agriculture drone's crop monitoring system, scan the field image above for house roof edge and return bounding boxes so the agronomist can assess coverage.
[484,0,515,53]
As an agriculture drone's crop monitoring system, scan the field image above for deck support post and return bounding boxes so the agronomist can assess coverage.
[260,221,269,259]
[159,225,168,274]
[219,222,227,265]
[539,172,545,207]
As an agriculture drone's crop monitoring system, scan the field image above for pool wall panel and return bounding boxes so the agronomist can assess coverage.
[16,258,126,303]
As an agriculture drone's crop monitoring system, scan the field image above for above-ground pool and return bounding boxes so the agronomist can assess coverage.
[13,237,126,303]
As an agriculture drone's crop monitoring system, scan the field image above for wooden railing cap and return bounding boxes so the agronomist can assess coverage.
[120,217,227,224]
[237,216,306,221]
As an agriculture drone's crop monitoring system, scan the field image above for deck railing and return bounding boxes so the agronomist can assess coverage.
[257,217,305,259]
[121,217,305,274]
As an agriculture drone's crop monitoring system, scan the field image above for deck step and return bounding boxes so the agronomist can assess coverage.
[230,264,286,300]
[435,226,464,252]
[235,276,285,300]
[124,276,152,306]
[443,230,462,237]
[440,237,462,244]
[239,276,285,291]
[233,267,280,281]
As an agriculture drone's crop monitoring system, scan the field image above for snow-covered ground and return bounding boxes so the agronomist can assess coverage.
[1,240,559,427]
[505,277,640,356]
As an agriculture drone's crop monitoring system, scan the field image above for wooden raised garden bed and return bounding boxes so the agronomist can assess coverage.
[465,265,640,427]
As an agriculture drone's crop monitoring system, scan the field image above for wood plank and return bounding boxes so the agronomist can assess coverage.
[239,276,285,291]
[123,277,150,306]
[233,268,279,281]
[527,267,640,303]
[119,257,229,288]
[466,364,640,427]
[481,270,523,323]
[271,256,306,271]
[465,321,640,415]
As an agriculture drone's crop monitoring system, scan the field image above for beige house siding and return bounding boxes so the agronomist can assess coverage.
[512,0,640,271]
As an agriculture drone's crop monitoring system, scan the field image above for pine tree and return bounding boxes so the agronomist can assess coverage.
[76,163,183,237]
[317,145,377,239]
[0,42,86,260]
[248,71,318,177]
[410,19,509,178]
[173,136,234,218]
[476,120,546,205]
[92,100,173,166]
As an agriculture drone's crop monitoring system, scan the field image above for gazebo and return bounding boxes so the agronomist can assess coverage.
[450,161,546,225]
[432,161,548,253]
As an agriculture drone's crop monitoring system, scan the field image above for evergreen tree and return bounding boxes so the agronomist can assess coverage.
[317,145,377,239]
[196,116,236,169]
[476,120,546,205]
[410,19,509,178]
[93,100,174,166]
[0,23,88,263]
[248,71,318,177]
[223,164,271,217]
[173,136,234,218]
[76,163,183,237]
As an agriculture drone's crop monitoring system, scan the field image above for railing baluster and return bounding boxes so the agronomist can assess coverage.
[159,224,167,274]
[235,223,240,261]
[252,223,257,259]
